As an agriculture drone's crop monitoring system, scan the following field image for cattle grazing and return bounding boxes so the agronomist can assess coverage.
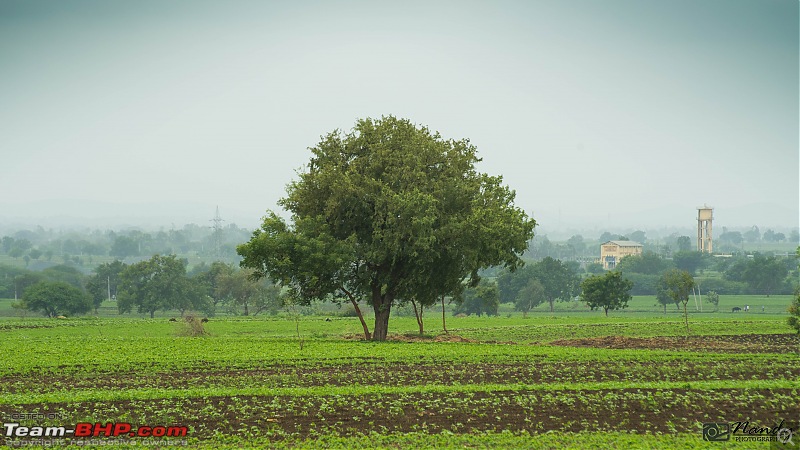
[732,307,741,312]
[169,318,177,322]
[201,317,209,323]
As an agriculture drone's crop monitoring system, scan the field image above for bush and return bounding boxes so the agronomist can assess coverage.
[788,289,800,334]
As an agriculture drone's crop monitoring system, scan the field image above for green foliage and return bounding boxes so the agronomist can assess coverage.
[615,251,672,275]
[217,268,282,316]
[497,257,580,312]
[109,235,139,259]
[580,271,633,316]
[514,278,545,316]
[705,290,720,311]
[659,269,696,333]
[725,253,792,295]
[676,235,692,252]
[585,262,604,274]
[454,280,500,316]
[85,260,126,311]
[21,280,92,317]
[788,289,800,334]
[40,264,85,289]
[672,251,706,275]
[118,254,207,318]
[623,273,660,295]
[694,276,749,295]
[238,116,535,340]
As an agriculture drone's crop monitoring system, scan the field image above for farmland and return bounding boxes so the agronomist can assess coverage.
[1,300,798,449]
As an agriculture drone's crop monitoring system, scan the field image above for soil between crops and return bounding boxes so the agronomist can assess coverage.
[549,333,799,353]
[2,388,796,440]
[3,358,798,394]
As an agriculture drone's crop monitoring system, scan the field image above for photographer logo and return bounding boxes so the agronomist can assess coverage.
[703,423,731,441]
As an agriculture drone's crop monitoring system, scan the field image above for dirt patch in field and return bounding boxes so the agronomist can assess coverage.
[550,333,800,353]
[342,333,478,343]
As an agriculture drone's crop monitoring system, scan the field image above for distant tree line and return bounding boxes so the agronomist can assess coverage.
[0,223,253,269]
[1,255,282,318]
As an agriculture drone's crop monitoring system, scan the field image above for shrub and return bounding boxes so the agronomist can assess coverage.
[179,314,207,337]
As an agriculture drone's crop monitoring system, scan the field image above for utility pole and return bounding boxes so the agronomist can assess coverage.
[210,206,225,258]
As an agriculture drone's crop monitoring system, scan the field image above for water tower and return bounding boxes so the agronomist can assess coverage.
[697,205,713,253]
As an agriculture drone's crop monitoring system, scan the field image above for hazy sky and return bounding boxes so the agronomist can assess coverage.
[1,0,797,231]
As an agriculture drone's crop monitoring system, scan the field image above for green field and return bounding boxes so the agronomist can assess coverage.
[0,298,798,449]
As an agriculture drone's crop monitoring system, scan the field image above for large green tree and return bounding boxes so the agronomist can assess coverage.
[532,257,581,313]
[22,281,92,318]
[117,254,206,318]
[238,116,535,340]
[580,271,633,316]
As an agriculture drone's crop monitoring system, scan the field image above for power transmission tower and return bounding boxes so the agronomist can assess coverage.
[210,206,225,258]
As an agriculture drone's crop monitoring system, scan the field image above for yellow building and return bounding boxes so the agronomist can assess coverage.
[600,240,643,270]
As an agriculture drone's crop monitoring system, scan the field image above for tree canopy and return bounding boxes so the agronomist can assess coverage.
[118,254,208,318]
[22,281,92,318]
[498,257,580,313]
[238,116,536,340]
[580,271,633,316]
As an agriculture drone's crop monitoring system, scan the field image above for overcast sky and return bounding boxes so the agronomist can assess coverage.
[1,0,797,233]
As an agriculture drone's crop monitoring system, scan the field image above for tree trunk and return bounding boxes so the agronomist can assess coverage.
[441,295,448,334]
[411,299,424,335]
[549,299,554,313]
[683,301,690,334]
[243,301,249,316]
[373,303,392,341]
[342,288,371,340]
[150,310,155,319]
[604,308,609,317]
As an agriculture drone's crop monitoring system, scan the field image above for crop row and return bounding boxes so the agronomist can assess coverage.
[3,359,800,396]
[2,388,796,440]
[5,334,798,377]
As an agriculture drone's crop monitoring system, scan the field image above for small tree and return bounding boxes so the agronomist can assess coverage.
[22,281,92,318]
[660,269,696,334]
[515,278,545,317]
[705,290,720,312]
[580,271,633,317]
